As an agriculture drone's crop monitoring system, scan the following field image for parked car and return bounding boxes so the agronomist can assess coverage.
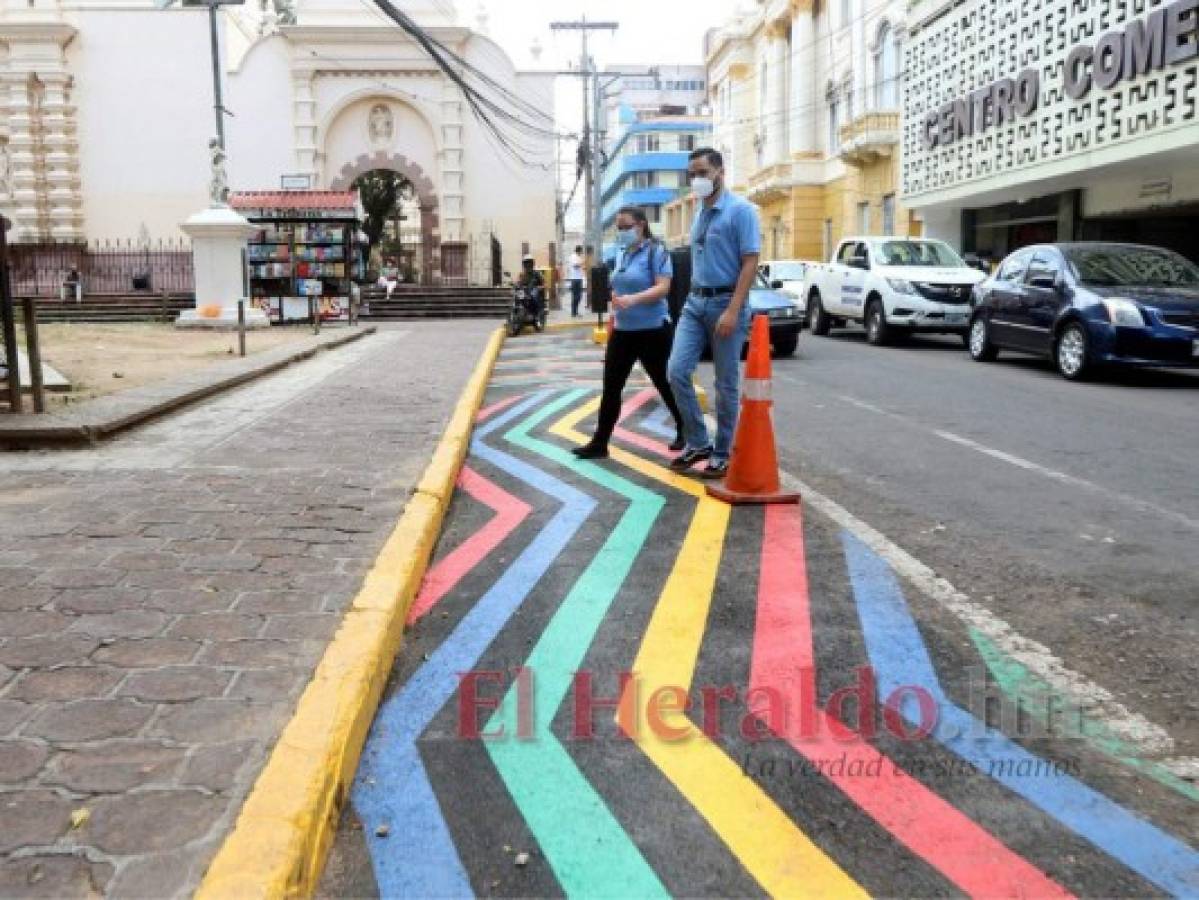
[746,270,805,357]
[671,248,805,358]
[803,236,987,345]
[968,242,1199,380]
[760,260,815,300]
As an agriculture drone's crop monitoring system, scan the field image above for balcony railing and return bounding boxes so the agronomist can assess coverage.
[838,112,900,165]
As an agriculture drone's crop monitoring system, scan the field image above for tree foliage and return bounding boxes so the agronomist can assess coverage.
[353,170,414,247]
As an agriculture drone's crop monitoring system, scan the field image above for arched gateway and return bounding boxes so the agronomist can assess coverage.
[331,152,442,286]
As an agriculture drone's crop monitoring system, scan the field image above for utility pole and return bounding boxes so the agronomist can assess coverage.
[550,17,617,267]
[157,0,245,149]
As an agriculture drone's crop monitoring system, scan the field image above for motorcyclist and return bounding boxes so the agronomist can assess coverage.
[516,254,545,320]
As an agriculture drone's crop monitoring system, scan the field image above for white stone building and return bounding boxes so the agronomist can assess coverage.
[0,0,557,280]
[695,0,914,263]
[901,0,1199,263]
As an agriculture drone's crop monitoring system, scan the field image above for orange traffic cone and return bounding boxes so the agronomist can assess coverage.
[706,315,799,505]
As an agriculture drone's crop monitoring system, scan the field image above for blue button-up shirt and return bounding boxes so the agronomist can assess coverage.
[689,189,761,290]
[611,240,672,331]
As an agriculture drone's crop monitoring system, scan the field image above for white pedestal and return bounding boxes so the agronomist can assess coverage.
[176,205,271,330]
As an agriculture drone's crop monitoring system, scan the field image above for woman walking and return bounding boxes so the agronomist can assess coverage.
[573,207,685,459]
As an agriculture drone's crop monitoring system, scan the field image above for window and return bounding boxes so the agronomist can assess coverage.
[858,202,870,234]
[679,134,697,151]
[882,194,895,234]
[842,0,851,27]
[823,220,834,260]
[998,250,1033,282]
[837,242,859,265]
[1025,253,1061,285]
[828,98,839,152]
[845,81,855,126]
[631,172,658,189]
[760,61,769,117]
[873,23,900,109]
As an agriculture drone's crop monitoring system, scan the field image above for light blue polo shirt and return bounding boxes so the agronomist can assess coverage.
[690,189,761,290]
[611,240,672,331]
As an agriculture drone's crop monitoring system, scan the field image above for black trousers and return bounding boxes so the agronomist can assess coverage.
[570,280,584,315]
[592,324,683,448]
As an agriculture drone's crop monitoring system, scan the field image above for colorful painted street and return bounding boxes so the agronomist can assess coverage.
[319,330,1199,898]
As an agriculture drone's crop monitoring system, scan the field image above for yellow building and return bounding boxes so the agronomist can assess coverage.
[668,0,918,261]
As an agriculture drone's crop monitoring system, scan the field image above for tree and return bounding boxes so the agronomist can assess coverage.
[353,170,413,248]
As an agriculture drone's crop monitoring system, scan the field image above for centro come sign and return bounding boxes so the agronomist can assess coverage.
[922,0,1199,150]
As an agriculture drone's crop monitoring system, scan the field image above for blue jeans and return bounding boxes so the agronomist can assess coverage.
[667,294,749,462]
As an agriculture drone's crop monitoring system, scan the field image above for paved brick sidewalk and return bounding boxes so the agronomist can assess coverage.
[0,322,496,898]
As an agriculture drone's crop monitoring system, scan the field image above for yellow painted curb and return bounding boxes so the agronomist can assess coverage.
[544,320,595,333]
[196,326,507,900]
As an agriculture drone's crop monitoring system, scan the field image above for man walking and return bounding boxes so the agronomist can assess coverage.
[667,147,761,479]
[568,245,586,317]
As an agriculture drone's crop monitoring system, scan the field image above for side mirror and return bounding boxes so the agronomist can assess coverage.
[771,279,784,290]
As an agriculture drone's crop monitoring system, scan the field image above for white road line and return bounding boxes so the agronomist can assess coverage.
[933,429,1199,532]
[781,468,1196,768]
[831,392,1199,532]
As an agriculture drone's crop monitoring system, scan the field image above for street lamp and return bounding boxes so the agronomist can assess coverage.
[155,0,245,149]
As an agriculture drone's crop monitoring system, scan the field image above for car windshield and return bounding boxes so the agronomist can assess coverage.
[769,262,807,280]
[872,240,965,268]
[1065,246,1199,288]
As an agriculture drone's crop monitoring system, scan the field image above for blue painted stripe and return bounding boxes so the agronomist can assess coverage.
[352,390,596,898]
[642,404,676,440]
[842,532,1199,897]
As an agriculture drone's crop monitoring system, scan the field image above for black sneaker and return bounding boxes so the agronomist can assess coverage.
[699,459,729,480]
[668,433,686,452]
[670,446,712,470]
[572,443,609,460]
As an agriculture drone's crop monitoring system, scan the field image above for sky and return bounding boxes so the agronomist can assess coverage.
[475,0,738,229]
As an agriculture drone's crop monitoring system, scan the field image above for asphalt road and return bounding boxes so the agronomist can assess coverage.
[765,326,1199,760]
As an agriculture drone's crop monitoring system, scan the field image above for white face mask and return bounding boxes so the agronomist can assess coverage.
[691,176,716,200]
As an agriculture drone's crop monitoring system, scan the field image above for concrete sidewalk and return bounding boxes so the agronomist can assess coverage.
[0,322,495,898]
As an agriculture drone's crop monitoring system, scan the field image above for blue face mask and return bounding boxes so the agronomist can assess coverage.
[616,228,638,249]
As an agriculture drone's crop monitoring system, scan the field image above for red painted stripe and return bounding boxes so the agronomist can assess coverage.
[476,394,523,424]
[406,466,532,625]
[614,389,673,459]
[752,505,1073,899]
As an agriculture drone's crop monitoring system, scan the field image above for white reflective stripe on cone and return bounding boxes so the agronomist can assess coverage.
[742,378,771,402]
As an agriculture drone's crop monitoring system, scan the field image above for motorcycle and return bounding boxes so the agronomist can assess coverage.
[507,276,546,336]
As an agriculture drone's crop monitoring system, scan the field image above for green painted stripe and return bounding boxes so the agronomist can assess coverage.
[484,389,670,898]
[970,628,1199,803]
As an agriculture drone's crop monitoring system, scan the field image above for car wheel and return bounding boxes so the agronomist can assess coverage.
[774,334,798,357]
[968,317,999,361]
[865,299,891,346]
[808,292,831,336]
[1055,322,1092,381]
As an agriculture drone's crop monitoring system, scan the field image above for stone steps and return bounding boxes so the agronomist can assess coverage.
[360,286,510,320]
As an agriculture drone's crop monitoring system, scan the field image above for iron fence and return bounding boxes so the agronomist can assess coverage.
[7,239,194,298]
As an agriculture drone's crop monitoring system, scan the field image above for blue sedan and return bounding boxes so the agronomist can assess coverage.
[967,243,1199,380]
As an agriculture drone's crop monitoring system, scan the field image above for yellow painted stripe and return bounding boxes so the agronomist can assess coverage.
[552,400,867,899]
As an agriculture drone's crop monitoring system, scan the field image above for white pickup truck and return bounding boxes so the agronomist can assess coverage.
[802,236,988,346]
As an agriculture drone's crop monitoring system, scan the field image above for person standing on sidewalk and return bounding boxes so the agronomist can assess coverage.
[667,147,761,479]
[573,207,685,459]
[568,245,586,317]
